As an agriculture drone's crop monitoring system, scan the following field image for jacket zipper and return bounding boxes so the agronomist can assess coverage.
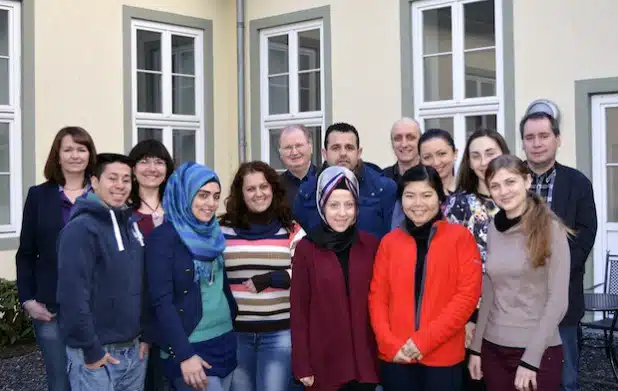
[414,225,438,331]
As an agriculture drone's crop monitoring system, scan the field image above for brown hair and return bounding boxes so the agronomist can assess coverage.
[44,126,97,185]
[485,154,571,268]
[456,128,510,194]
[219,161,294,231]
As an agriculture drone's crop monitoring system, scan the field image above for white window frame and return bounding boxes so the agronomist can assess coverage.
[411,0,504,158]
[259,20,325,168]
[0,0,22,237]
[130,19,205,163]
[591,94,618,291]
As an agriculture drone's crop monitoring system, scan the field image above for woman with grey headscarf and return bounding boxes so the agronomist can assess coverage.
[290,166,380,391]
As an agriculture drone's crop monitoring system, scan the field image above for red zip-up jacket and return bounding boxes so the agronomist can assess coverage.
[369,221,482,366]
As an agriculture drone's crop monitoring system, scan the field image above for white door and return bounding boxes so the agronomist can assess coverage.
[591,94,618,289]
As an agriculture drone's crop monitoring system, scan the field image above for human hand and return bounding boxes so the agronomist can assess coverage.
[403,338,422,360]
[243,279,257,293]
[468,354,482,380]
[465,322,476,348]
[85,353,120,370]
[514,366,537,391]
[23,300,54,322]
[138,342,149,360]
[299,376,315,387]
[181,355,212,390]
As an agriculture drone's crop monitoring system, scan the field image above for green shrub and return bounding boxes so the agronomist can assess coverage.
[0,279,35,346]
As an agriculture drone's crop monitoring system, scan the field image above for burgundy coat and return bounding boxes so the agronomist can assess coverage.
[290,231,380,390]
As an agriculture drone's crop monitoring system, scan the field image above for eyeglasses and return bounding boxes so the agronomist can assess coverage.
[279,143,308,154]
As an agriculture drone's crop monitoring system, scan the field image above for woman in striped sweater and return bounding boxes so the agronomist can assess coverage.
[219,161,304,391]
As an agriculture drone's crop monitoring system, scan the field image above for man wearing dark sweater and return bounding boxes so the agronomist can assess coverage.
[57,153,149,391]
[278,124,317,207]
[521,100,598,391]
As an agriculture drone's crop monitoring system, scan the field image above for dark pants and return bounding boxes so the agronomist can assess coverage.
[559,325,581,391]
[463,351,486,391]
[481,340,563,391]
[338,381,377,391]
[144,345,167,391]
[380,361,462,391]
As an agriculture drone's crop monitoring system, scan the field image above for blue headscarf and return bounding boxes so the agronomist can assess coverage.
[163,162,225,283]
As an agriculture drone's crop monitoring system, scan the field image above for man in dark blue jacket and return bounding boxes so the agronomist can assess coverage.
[293,122,396,238]
[57,153,149,391]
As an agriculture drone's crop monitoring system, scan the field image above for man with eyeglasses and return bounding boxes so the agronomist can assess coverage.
[278,125,317,206]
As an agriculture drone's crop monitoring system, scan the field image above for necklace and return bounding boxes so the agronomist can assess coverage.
[141,198,162,219]
[63,186,85,191]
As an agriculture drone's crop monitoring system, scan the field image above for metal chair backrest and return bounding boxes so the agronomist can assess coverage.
[605,252,618,294]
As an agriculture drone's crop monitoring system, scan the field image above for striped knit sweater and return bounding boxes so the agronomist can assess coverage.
[222,223,305,332]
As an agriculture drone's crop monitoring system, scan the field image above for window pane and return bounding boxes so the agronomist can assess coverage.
[269,75,289,114]
[136,30,161,71]
[173,129,196,165]
[299,71,321,112]
[464,0,495,50]
[0,174,9,224]
[306,126,322,166]
[0,9,7,56]
[424,118,454,136]
[268,128,285,170]
[424,55,453,101]
[605,107,618,163]
[465,49,496,98]
[268,35,288,75]
[608,167,618,222]
[172,76,195,115]
[172,35,195,75]
[0,122,8,172]
[0,58,7,105]
[298,29,320,71]
[465,114,498,138]
[137,72,162,113]
[423,7,452,55]
[137,127,163,143]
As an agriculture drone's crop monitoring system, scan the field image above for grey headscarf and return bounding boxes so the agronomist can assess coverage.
[316,166,360,225]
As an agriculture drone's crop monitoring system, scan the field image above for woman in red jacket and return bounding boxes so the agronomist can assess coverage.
[291,166,380,391]
[369,165,482,391]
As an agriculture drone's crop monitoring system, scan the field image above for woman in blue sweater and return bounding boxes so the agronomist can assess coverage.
[145,162,238,391]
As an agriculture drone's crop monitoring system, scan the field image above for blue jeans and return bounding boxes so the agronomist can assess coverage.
[231,329,300,391]
[174,373,232,391]
[66,341,147,391]
[560,325,581,391]
[33,318,70,391]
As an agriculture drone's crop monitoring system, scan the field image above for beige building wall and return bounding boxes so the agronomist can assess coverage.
[3,0,617,280]
[245,0,403,167]
[0,0,238,279]
[512,0,618,164]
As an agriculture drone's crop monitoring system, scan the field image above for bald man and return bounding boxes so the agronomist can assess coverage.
[383,118,421,182]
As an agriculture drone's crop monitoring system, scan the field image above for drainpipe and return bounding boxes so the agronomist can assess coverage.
[236,0,247,162]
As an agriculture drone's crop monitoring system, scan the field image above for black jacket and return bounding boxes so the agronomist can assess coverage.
[16,182,65,310]
[549,163,597,326]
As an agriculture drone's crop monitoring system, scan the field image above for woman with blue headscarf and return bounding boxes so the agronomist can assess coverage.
[145,162,238,391]
[290,166,380,391]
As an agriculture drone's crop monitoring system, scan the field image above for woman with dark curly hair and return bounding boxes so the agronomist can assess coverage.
[220,161,305,391]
